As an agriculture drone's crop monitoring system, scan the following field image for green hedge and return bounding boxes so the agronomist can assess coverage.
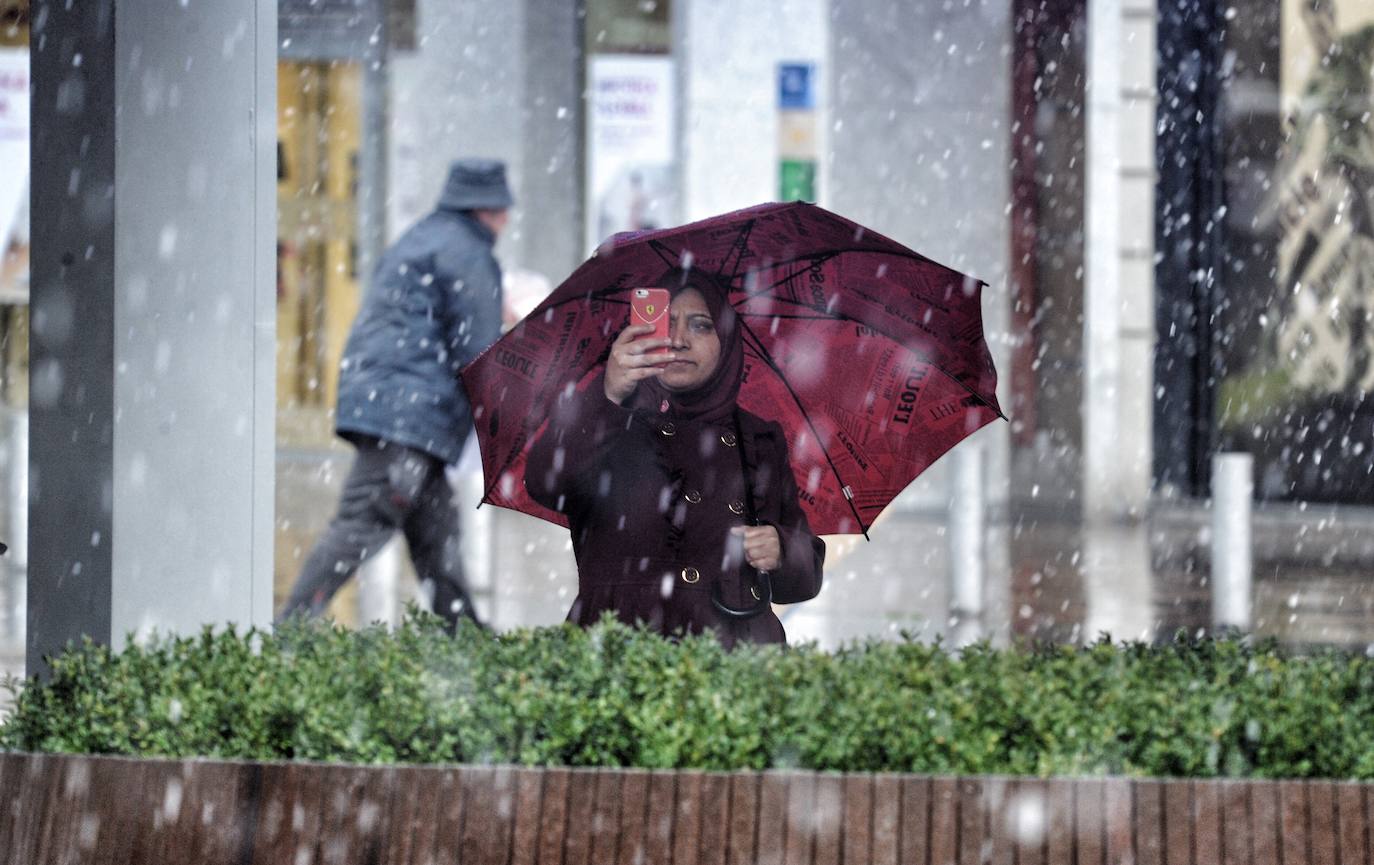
[4,615,1374,779]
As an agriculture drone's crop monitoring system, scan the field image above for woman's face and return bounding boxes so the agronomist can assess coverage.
[659,287,722,392]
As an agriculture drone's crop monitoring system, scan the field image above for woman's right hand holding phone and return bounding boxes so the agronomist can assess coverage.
[604,324,674,404]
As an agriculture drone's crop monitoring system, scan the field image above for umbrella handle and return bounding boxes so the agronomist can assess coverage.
[710,571,773,620]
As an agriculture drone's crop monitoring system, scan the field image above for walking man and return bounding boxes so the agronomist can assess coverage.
[278,159,513,632]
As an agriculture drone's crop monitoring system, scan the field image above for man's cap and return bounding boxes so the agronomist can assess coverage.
[438,158,514,211]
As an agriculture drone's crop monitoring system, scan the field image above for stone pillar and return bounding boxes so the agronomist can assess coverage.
[387,0,580,283]
[1117,0,1159,513]
[1084,0,1155,519]
[387,0,537,261]
[28,0,275,673]
[520,0,585,281]
[676,0,830,221]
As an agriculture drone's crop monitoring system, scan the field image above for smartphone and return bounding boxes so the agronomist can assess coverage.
[630,288,671,354]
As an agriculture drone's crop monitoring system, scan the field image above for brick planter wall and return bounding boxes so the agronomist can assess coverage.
[1,753,1369,863]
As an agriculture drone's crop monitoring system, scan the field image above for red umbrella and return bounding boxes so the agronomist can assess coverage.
[460,201,1004,537]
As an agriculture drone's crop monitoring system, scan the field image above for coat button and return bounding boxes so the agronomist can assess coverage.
[728,500,745,515]
[750,585,763,600]
[720,433,737,447]
[681,566,700,584]
[661,422,676,437]
[685,490,702,504]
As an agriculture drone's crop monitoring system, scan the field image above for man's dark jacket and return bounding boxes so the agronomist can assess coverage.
[335,209,502,464]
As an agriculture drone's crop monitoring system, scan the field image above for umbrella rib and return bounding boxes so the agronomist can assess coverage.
[647,239,682,270]
[717,219,758,286]
[737,320,871,538]
[920,363,1007,420]
[740,256,979,317]
[738,252,844,304]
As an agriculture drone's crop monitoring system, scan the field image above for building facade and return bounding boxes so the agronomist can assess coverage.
[9,0,1373,667]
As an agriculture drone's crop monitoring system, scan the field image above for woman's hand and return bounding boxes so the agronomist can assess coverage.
[604,324,675,404]
[731,525,782,572]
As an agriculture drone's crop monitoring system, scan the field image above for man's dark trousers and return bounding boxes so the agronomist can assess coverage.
[278,435,480,631]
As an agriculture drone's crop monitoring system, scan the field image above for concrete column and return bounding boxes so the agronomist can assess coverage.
[28,0,275,672]
[676,0,830,221]
[1083,0,1156,520]
[1081,523,1156,642]
[520,0,584,283]
[386,0,528,255]
[1083,0,1128,519]
[1117,2,1159,512]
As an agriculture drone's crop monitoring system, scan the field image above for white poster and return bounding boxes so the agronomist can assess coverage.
[0,49,29,276]
[585,54,677,252]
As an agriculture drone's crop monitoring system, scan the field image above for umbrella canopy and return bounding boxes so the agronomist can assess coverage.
[460,201,1004,536]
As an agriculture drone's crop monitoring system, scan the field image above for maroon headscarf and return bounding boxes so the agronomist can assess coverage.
[631,267,744,425]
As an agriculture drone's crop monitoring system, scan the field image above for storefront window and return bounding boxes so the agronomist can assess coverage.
[276,60,362,435]
[1214,0,1374,502]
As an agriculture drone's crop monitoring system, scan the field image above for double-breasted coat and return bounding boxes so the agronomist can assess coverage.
[525,373,825,648]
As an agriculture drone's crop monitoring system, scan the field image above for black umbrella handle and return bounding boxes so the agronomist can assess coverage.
[711,570,773,619]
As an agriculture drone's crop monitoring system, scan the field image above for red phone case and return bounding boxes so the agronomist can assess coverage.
[631,288,671,351]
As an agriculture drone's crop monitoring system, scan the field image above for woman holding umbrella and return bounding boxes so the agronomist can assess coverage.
[524,268,825,648]
[465,203,1002,643]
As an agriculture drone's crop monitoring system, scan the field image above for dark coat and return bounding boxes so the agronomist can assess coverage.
[525,375,825,648]
[336,209,503,464]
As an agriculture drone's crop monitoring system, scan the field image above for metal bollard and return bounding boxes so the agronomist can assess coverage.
[1211,452,1253,632]
[357,536,402,628]
[446,460,497,628]
[949,442,984,645]
[462,468,496,627]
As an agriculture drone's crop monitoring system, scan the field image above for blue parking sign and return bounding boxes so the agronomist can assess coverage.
[778,63,815,110]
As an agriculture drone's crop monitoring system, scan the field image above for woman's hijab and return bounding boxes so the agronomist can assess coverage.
[632,267,744,425]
